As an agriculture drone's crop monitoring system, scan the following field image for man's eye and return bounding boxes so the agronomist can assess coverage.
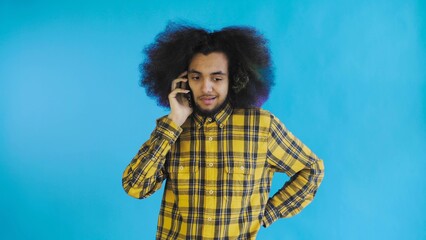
[214,78,222,81]
[191,76,200,80]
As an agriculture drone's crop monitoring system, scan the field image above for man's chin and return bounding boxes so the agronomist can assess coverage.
[194,106,217,116]
[194,104,223,117]
[193,99,229,117]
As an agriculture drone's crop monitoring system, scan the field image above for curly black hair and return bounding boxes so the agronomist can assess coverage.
[140,21,274,108]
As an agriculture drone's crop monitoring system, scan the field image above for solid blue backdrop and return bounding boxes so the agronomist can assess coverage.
[1,0,425,239]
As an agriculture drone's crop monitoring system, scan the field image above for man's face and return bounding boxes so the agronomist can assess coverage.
[188,52,229,115]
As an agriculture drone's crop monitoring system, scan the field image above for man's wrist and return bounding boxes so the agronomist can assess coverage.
[167,113,185,126]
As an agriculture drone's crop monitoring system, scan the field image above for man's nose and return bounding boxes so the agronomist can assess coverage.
[201,79,213,93]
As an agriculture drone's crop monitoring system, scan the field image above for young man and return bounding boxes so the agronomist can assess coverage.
[122,22,325,239]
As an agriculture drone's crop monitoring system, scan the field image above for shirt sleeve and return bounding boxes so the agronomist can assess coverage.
[122,116,182,199]
[262,114,325,227]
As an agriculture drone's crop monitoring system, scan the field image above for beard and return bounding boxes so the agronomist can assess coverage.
[193,96,230,117]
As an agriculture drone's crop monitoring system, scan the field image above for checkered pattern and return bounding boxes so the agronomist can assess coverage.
[122,103,324,239]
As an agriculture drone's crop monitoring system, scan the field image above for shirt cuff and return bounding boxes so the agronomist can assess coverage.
[262,198,281,228]
[155,117,183,144]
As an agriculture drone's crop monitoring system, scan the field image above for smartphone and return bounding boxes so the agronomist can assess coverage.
[177,77,192,108]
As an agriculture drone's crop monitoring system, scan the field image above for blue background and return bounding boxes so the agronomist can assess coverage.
[1,0,425,239]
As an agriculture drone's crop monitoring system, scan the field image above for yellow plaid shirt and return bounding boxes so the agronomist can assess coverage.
[122,103,324,239]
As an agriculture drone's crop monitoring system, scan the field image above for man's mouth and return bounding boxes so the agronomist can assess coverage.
[199,96,217,105]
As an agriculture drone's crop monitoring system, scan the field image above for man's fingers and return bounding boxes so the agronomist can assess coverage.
[171,78,188,91]
[178,71,188,78]
[171,71,188,90]
[169,88,190,98]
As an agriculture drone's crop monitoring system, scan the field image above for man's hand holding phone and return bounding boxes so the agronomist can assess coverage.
[167,71,193,126]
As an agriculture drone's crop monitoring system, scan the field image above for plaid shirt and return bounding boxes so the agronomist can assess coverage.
[122,103,324,239]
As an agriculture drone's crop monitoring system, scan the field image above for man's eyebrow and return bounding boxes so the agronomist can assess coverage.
[188,69,227,75]
[188,69,201,74]
[211,71,227,75]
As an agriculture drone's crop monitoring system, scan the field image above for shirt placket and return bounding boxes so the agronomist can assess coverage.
[203,117,217,237]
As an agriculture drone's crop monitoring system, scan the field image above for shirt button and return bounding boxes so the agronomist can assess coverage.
[207,117,212,123]
[208,137,213,141]
[179,166,184,171]
[207,217,212,221]
[209,190,214,194]
[208,163,213,167]
[240,166,245,171]
[219,124,224,128]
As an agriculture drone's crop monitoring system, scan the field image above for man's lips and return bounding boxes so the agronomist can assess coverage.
[199,96,217,105]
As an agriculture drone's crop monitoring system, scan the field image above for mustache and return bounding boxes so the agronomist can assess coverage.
[198,95,217,99]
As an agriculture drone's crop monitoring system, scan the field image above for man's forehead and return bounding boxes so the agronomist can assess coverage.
[188,52,228,74]
[188,69,227,75]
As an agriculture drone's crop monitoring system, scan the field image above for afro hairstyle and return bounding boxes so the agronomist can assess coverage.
[140,21,274,109]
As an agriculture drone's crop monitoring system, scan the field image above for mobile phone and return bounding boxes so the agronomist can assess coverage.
[177,79,192,108]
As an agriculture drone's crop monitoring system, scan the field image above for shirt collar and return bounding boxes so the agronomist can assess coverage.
[192,102,233,128]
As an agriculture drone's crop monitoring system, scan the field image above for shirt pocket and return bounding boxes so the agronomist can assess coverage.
[167,136,199,176]
[224,159,256,191]
[224,160,254,175]
[166,159,199,220]
[167,159,199,177]
[223,159,256,215]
